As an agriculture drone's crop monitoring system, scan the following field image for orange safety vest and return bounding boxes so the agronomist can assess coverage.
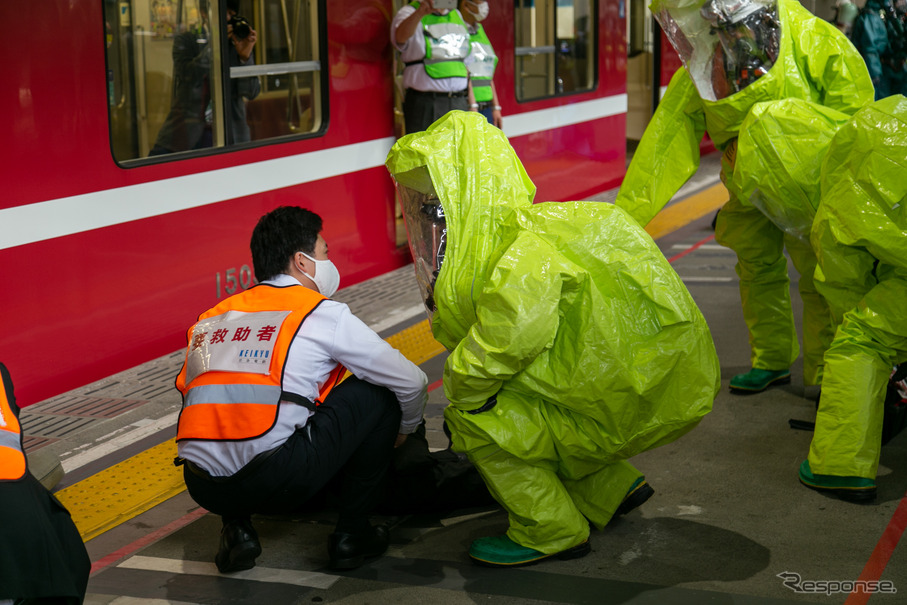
[175,284,346,442]
[0,364,27,481]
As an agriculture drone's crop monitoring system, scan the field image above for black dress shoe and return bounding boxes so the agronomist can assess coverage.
[215,519,262,573]
[328,524,390,570]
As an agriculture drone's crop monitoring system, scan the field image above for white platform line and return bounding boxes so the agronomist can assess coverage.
[369,303,426,334]
[118,555,339,589]
[680,277,734,282]
[97,598,198,605]
[60,412,181,473]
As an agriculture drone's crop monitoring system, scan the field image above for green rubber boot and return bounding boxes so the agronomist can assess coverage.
[729,368,791,393]
[798,460,876,503]
[468,535,591,568]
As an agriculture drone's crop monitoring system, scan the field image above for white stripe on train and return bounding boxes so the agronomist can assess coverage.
[0,95,627,251]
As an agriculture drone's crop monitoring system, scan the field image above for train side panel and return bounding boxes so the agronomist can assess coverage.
[1,1,403,404]
[2,0,637,405]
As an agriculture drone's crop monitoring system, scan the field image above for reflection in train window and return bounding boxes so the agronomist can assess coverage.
[104,0,325,163]
[514,0,596,101]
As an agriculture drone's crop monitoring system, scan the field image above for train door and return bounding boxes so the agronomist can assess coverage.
[513,0,595,100]
[391,0,407,142]
[390,0,408,248]
[625,0,657,146]
[105,0,200,159]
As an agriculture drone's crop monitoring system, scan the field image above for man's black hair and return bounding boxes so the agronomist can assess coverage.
[250,206,322,282]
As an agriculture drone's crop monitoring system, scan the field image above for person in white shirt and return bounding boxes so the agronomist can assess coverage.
[175,206,427,572]
[391,0,471,133]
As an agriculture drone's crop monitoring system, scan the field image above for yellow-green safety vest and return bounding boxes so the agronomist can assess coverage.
[466,24,497,102]
[407,2,470,79]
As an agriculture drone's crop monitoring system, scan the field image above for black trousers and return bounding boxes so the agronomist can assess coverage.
[403,89,469,135]
[0,474,90,603]
[183,376,401,532]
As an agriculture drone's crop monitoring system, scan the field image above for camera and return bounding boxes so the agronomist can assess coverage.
[228,15,252,40]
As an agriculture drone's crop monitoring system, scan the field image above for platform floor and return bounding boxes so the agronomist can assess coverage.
[19,153,907,604]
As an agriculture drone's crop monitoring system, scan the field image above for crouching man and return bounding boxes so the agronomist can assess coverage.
[175,206,427,571]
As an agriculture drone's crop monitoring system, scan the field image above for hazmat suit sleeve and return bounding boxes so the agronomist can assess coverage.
[614,68,707,227]
[442,230,570,410]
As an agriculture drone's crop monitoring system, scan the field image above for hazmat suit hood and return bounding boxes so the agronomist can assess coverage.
[691,0,870,146]
[387,111,719,464]
[386,111,536,351]
[653,0,781,101]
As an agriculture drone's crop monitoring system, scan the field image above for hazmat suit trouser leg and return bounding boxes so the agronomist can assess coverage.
[447,409,642,554]
[807,279,907,481]
[784,236,836,386]
[715,196,832,384]
[467,444,642,553]
[561,460,645,530]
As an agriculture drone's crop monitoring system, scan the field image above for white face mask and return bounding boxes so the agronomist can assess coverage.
[472,1,489,21]
[300,252,340,298]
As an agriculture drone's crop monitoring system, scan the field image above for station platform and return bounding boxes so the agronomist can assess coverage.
[18,153,907,604]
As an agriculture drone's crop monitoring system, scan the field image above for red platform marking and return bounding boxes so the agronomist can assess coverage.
[667,234,717,264]
[844,489,907,604]
[90,507,208,576]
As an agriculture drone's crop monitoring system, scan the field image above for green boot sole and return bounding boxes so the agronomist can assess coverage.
[798,460,876,503]
[469,535,591,568]
[729,368,791,393]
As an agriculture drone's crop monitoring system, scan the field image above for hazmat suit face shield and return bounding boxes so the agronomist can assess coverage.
[395,180,448,319]
[653,0,780,100]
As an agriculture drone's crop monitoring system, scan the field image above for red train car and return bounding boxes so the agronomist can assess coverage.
[1,0,666,405]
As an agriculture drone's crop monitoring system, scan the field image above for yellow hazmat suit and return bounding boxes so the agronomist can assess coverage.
[386,112,719,565]
[616,0,873,391]
[799,95,907,501]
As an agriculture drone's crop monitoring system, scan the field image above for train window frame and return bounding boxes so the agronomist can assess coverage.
[513,0,599,102]
[103,0,330,167]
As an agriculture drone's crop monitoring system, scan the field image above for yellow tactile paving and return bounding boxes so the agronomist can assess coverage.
[55,438,184,541]
[57,319,447,541]
[385,318,447,366]
[644,183,728,240]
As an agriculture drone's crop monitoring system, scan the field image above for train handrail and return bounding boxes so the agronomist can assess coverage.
[515,45,556,56]
[229,61,320,79]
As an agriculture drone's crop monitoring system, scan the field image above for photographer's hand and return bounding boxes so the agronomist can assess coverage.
[229,26,257,63]
[395,0,435,45]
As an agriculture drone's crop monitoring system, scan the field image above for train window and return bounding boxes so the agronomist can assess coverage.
[104,0,325,163]
[514,0,596,101]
